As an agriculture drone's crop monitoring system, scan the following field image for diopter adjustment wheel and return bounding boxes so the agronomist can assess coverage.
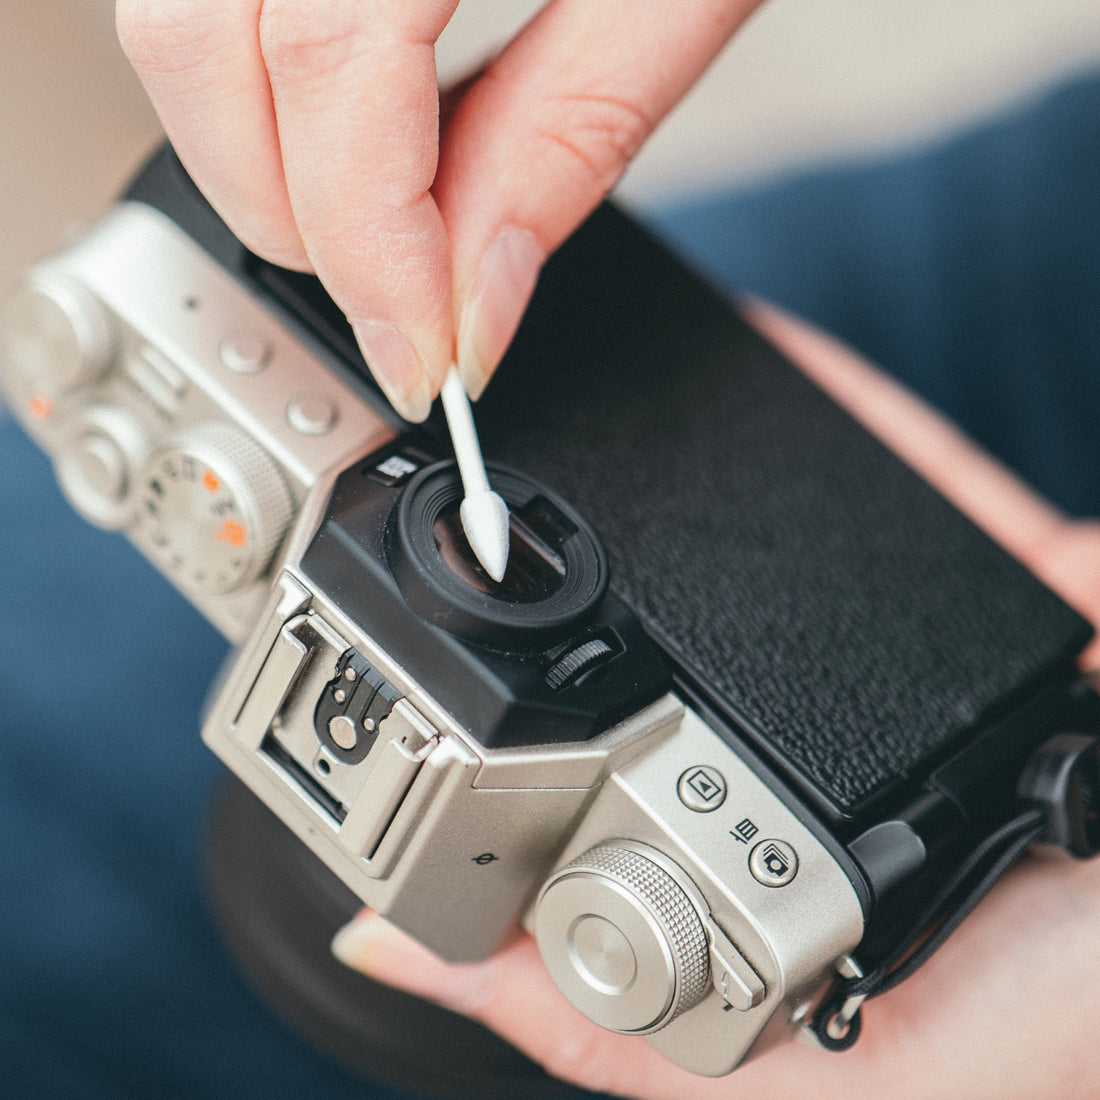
[532,843,710,1034]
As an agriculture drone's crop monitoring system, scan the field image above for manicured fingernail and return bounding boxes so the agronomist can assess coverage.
[351,319,433,422]
[331,912,394,972]
[458,225,544,400]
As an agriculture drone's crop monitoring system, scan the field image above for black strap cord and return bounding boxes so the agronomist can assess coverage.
[809,807,1045,1051]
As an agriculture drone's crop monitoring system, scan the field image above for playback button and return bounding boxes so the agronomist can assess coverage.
[677,766,727,812]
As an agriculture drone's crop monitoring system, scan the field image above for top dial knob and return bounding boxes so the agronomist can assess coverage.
[0,272,115,412]
[137,422,294,595]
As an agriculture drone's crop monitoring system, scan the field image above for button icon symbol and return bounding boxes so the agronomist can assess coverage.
[677,766,727,812]
[749,839,798,887]
[730,818,759,845]
[472,852,499,866]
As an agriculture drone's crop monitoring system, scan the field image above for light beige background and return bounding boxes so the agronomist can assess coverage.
[3,0,1099,292]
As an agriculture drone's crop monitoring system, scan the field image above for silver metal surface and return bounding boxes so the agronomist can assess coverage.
[528,707,865,1075]
[534,843,711,1033]
[202,569,683,961]
[0,201,394,640]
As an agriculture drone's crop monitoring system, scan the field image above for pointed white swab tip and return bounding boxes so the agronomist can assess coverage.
[461,490,511,583]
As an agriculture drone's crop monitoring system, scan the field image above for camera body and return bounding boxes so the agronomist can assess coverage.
[3,146,1098,1077]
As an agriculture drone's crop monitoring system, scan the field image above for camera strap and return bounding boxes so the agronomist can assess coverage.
[808,807,1045,1051]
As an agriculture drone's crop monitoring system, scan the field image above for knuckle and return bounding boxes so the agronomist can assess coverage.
[258,0,370,81]
[115,0,232,75]
[538,88,655,198]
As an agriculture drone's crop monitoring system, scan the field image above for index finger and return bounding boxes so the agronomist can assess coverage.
[258,0,460,419]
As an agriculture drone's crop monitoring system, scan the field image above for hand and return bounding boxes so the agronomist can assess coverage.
[329,302,1100,1099]
[115,0,762,420]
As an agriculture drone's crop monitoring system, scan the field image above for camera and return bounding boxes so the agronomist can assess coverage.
[3,145,1099,1078]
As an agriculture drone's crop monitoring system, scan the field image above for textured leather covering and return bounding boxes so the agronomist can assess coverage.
[129,147,1091,826]
[474,205,1092,823]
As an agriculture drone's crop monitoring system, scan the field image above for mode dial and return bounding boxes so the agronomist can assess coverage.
[136,422,294,595]
[533,843,711,1034]
[0,271,115,415]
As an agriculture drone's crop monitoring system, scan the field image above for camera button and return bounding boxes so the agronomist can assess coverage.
[677,766,727,812]
[219,333,271,374]
[749,839,799,887]
[287,394,338,435]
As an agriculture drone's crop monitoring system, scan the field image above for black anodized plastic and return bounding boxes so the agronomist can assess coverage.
[300,449,671,748]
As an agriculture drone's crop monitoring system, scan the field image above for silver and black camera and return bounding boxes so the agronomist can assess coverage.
[3,146,1099,1078]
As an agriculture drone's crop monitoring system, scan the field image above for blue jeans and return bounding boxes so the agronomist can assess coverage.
[2,69,1097,1099]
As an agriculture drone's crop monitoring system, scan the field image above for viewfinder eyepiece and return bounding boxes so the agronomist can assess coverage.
[387,462,608,649]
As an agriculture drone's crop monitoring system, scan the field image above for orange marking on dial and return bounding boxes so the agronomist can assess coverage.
[202,469,221,494]
[28,393,54,421]
[216,520,247,548]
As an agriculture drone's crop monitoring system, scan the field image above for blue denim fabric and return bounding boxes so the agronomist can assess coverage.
[646,69,1100,516]
[2,70,1097,1099]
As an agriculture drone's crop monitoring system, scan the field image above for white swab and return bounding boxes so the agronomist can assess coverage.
[439,365,510,582]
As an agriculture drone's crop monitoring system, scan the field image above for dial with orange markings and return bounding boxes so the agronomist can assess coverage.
[136,422,293,595]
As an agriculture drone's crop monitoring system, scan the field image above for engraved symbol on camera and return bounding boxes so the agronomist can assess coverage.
[749,839,798,887]
[729,818,760,845]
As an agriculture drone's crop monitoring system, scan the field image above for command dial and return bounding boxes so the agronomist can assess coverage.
[137,423,294,595]
[0,271,115,416]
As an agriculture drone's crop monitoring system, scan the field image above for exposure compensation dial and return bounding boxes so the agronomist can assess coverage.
[533,843,712,1034]
[137,422,294,595]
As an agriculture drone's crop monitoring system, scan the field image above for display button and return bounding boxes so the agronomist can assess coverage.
[677,766,727,812]
[287,394,337,435]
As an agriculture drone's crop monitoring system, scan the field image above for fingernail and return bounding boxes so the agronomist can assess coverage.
[458,225,544,400]
[331,911,394,972]
[351,319,433,422]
